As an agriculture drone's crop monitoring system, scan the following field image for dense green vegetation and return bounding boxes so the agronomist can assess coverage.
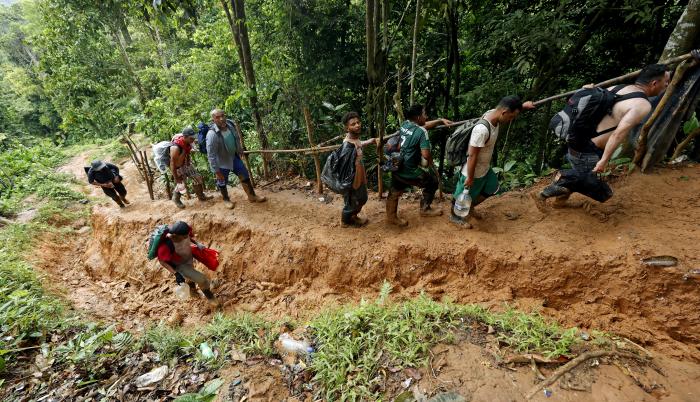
[0,0,692,190]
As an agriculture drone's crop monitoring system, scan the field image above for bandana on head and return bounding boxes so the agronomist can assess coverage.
[171,134,192,154]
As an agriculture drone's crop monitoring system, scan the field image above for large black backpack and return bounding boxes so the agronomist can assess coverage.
[550,85,646,142]
[445,118,491,168]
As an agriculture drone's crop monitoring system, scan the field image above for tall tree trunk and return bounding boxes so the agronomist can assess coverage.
[659,0,700,61]
[110,26,146,110]
[409,0,421,105]
[366,0,389,196]
[229,0,270,178]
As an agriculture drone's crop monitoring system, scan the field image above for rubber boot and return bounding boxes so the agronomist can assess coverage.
[241,179,266,203]
[386,191,408,227]
[352,215,369,226]
[172,191,185,209]
[218,187,235,209]
[120,196,130,205]
[114,198,126,208]
[187,282,199,298]
[194,183,213,201]
[202,289,221,310]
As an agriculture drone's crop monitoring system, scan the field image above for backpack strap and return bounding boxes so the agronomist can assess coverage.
[611,84,626,94]
[475,118,492,145]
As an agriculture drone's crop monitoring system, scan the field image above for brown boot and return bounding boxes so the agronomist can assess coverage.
[386,191,408,227]
[194,184,213,201]
[218,187,235,209]
[241,179,266,203]
[120,196,130,205]
[202,289,221,311]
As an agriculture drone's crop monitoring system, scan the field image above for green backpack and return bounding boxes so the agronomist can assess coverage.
[146,224,170,260]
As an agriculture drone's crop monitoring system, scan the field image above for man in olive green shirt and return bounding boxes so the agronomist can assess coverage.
[387,104,452,227]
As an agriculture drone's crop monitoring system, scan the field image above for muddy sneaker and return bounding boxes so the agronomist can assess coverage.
[419,207,443,217]
[449,214,472,229]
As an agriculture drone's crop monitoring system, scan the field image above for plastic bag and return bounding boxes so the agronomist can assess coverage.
[321,142,356,194]
[191,246,220,271]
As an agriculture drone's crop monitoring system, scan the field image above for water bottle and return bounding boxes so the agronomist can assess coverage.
[452,188,472,218]
[174,283,190,300]
[278,333,314,355]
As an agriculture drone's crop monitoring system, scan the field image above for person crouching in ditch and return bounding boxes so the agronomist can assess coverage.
[156,221,220,310]
[87,159,130,208]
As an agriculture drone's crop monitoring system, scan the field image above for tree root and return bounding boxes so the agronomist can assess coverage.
[525,349,647,399]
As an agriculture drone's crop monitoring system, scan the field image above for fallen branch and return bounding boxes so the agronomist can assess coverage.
[525,349,646,399]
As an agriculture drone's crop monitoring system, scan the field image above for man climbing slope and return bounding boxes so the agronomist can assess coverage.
[156,221,220,309]
[533,64,670,209]
[87,160,130,208]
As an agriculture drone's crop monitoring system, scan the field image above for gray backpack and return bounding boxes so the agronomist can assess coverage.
[151,141,178,173]
[444,118,491,168]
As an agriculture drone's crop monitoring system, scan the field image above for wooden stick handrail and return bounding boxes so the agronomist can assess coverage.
[243,50,698,157]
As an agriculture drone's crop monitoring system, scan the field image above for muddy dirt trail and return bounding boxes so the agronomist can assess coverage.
[41,153,700,400]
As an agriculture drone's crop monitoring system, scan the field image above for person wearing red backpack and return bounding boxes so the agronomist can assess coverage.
[156,221,220,309]
[533,64,670,209]
[169,127,213,209]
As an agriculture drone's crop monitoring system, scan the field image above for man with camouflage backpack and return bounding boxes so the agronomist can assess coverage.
[449,96,534,228]
[386,105,452,227]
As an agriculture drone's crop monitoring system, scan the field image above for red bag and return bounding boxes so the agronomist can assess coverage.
[191,246,220,271]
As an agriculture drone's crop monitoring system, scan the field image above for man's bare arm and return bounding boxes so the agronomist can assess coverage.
[593,106,649,173]
[465,145,481,187]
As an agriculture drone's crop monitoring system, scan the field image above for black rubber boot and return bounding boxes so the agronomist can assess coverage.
[241,179,266,203]
[218,186,235,209]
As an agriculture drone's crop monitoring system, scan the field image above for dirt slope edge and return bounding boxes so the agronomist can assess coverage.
[83,203,700,362]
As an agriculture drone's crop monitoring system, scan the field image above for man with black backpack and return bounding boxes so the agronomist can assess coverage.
[386,105,452,227]
[205,109,266,209]
[87,160,130,208]
[533,64,670,209]
[450,96,535,228]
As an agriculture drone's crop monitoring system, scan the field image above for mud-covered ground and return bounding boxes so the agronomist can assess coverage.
[36,153,700,401]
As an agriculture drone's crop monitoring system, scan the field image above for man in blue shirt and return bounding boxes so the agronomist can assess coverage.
[206,109,266,209]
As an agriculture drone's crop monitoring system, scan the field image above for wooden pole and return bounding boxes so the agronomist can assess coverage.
[303,106,323,194]
[533,51,697,106]
[141,150,155,200]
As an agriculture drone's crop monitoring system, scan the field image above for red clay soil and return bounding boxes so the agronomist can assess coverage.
[38,154,700,401]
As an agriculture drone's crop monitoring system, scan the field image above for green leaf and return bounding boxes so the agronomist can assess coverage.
[201,378,225,396]
[322,101,335,110]
[504,160,516,172]
[173,394,199,402]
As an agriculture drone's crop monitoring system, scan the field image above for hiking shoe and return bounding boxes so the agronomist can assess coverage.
[420,207,443,217]
[449,214,472,229]
[541,184,570,198]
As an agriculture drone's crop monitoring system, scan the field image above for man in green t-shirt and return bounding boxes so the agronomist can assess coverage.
[387,104,452,227]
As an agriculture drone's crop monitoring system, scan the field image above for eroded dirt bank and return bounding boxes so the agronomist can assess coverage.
[54,161,700,360]
[35,156,700,401]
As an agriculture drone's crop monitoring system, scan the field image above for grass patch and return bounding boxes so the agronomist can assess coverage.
[309,282,581,401]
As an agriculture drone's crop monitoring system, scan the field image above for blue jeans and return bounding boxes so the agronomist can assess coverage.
[216,154,250,188]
